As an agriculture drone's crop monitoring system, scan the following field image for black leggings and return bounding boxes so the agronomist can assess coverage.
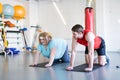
[85,37,106,56]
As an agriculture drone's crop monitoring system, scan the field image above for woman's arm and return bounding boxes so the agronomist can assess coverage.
[33,50,41,65]
[45,48,56,67]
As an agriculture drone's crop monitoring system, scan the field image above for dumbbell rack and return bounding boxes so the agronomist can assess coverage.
[6,27,24,50]
[0,14,22,50]
[0,14,31,52]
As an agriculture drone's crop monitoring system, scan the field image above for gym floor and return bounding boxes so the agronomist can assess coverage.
[0,51,120,80]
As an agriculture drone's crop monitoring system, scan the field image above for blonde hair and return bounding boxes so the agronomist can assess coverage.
[38,32,52,44]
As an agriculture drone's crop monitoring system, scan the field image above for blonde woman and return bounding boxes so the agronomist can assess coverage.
[32,32,70,67]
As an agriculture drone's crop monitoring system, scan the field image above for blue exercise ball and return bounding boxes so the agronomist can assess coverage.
[3,4,14,19]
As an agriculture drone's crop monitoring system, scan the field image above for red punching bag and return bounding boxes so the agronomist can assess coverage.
[85,7,94,33]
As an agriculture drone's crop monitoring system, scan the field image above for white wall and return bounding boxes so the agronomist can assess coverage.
[38,0,85,38]
[104,0,120,52]
[96,0,120,52]
[28,0,39,48]
[37,0,86,51]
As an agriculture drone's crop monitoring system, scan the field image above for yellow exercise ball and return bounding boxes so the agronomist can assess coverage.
[0,3,3,14]
[13,5,26,20]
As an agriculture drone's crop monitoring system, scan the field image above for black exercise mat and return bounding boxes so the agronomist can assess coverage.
[29,62,63,68]
[71,64,104,72]
[29,62,48,68]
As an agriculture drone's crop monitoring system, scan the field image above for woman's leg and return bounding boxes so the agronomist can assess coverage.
[61,46,70,63]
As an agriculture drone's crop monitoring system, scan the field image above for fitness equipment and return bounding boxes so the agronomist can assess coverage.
[3,4,14,19]
[13,5,26,21]
[85,0,94,33]
[0,3,2,14]
[1,28,8,49]
[67,64,105,72]
[6,30,20,33]
[116,66,120,68]
[6,28,30,51]
[0,28,7,56]
[6,48,20,55]
[85,7,94,32]
[0,28,13,56]
[31,26,42,52]
[6,29,22,53]
[0,11,20,56]
[4,21,15,28]
[19,28,31,50]
[29,62,62,68]
[0,43,6,56]
[0,21,3,26]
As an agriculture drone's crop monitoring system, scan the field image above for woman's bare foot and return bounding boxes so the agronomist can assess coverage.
[66,66,73,71]
[45,63,52,67]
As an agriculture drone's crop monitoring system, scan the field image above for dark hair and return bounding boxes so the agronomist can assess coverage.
[71,24,84,33]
